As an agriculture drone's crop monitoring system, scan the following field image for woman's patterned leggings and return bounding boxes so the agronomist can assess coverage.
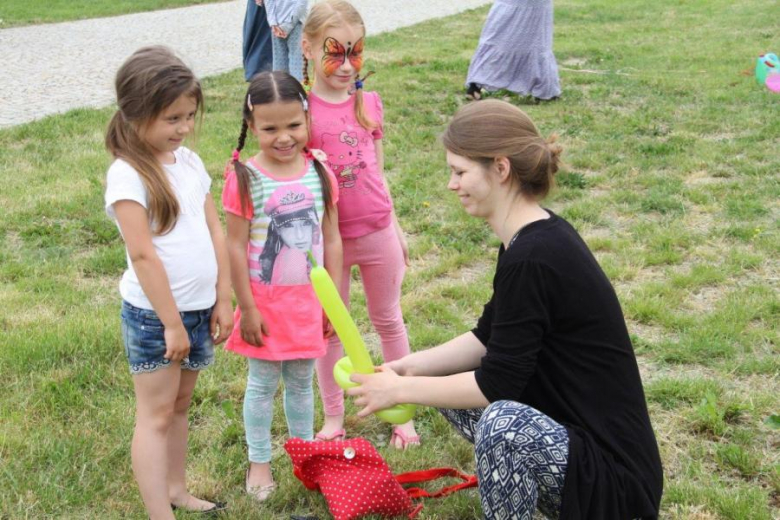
[244,358,315,463]
[439,401,569,520]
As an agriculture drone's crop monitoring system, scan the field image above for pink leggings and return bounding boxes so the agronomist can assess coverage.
[315,224,410,416]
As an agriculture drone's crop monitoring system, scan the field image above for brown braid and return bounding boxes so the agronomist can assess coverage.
[234,118,253,214]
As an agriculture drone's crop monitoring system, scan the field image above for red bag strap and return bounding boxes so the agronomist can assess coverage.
[395,467,478,499]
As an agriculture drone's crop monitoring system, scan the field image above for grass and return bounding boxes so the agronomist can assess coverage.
[0,0,228,28]
[1,0,779,518]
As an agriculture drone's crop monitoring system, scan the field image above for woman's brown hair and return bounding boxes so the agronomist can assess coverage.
[442,100,563,199]
[302,0,377,131]
[231,71,333,215]
[105,45,203,235]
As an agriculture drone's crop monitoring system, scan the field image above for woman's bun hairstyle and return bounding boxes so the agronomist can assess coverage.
[442,99,562,199]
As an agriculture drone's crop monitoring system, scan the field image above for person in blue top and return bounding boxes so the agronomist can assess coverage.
[347,100,663,519]
[265,0,308,81]
[243,0,274,81]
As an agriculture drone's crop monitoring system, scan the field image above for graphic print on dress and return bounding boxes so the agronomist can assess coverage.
[258,184,321,285]
[321,131,368,190]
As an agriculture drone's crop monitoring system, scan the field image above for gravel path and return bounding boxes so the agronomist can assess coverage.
[0,0,489,128]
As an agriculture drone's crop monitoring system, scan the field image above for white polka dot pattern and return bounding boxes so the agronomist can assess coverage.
[284,437,415,520]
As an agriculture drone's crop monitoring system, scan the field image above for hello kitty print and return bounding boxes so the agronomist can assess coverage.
[308,91,394,239]
[320,131,368,190]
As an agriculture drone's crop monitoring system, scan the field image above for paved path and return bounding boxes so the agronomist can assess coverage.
[0,0,489,128]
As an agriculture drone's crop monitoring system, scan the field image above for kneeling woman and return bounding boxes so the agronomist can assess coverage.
[348,100,663,519]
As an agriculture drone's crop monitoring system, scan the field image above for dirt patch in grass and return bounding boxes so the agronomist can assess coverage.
[684,170,728,186]
[561,57,589,67]
[683,286,725,314]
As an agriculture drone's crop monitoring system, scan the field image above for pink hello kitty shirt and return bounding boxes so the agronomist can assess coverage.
[308,91,392,239]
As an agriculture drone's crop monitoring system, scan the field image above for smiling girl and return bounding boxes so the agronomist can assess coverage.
[104,46,232,519]
[222,71,343,502]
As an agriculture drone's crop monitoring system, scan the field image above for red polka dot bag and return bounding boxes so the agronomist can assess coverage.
[284,437,477,520]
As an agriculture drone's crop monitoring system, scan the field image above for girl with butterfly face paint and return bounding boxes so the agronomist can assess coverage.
[302,0,420,450]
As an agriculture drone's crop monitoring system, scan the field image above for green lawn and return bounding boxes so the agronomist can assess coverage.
[1,0,778,518]
[0,0,229,28]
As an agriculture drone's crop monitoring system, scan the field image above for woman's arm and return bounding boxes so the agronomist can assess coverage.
[114,200,190,361]
[348,367,489,414]
[225,212,268,346]
[204,195,233,344]
[347,331,489,413]
[321,205,343,337]
[386,331,486,377]
[374,138,410,267]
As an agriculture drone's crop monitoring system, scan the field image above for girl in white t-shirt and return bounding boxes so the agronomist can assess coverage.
[104,46,233,519]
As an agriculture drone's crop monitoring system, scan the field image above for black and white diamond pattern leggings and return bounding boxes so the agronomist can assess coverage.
[439,401,569,520]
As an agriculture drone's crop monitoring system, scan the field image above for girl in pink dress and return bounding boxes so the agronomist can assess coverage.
[222,71,342,502]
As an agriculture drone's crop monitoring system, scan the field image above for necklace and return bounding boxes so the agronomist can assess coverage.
[507,210,552,249]
[507,226,525,249]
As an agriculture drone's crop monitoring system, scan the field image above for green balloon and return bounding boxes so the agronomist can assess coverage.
[309,252,417,425]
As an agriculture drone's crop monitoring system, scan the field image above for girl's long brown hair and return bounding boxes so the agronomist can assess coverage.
[442,100,563,200]
[105,45,203,235]
[232,71,333,215]
[302,0,376,131]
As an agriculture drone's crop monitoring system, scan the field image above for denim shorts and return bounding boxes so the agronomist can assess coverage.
[120,300,215,375]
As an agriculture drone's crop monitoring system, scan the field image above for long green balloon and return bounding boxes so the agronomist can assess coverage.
[308,254,373,374]
[308,252,416,425]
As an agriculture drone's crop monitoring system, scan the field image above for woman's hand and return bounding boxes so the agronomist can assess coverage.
[383,357,411,377]
[241,307,268,346]
[346,366,403,417]
[164,323,191,362]
[210,299,234,345]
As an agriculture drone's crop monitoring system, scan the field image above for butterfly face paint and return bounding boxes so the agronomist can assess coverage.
[321,37,364,77]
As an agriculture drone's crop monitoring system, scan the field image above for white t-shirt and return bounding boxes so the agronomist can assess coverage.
[104,147,218,311]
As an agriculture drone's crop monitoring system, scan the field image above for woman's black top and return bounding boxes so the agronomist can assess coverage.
[472,211,663,519]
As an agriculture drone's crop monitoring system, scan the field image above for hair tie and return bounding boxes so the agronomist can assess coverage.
[303,148,315,161]
[247,94,253,112]
[299,93,309,112]
[232,149,240,162]
[354,70,375,90]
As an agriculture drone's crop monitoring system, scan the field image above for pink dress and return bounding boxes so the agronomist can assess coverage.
[222,156,339,360]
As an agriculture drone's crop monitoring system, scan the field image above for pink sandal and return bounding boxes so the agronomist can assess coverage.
[390,426,420,450]
[314,428,346,441]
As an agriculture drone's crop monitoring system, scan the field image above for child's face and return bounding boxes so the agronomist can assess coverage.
[304,24,365,92]
[249,100,309,165]
[278,219,314,251]
[141,94,197,163]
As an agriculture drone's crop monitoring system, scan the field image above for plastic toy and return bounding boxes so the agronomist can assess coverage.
[308,252,416,425]
[755,53,780,92]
